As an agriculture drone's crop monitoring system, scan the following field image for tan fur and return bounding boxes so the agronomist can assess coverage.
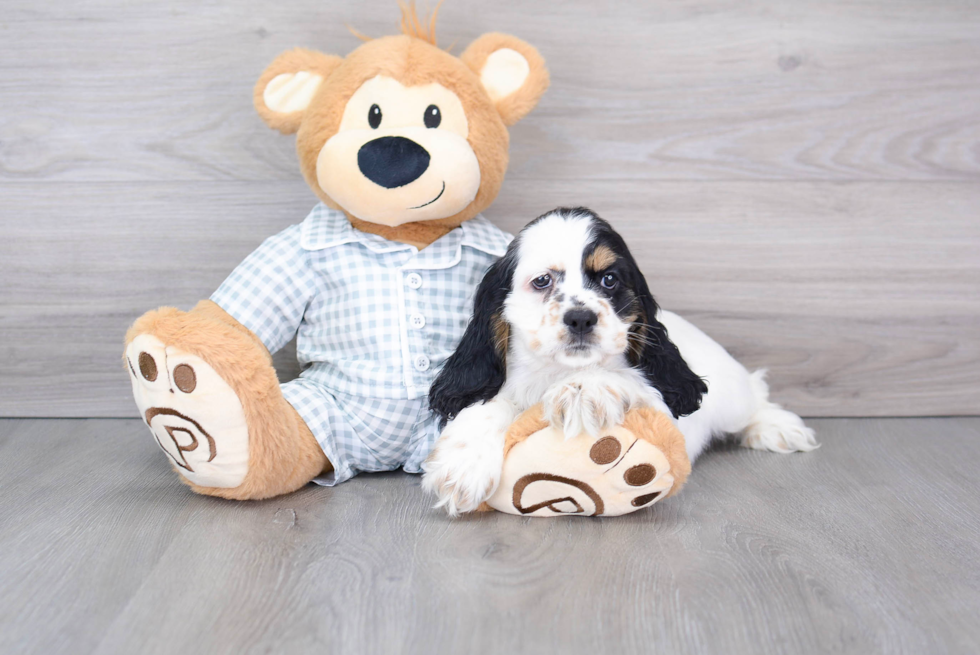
[253,49,344,135]
[503,404,549,458]
[125,302,330,500]
[626,307,647,364]
[491,312,510,360]
[621,408,691,497]
[347,216,455,249]
[348,1,444,46]
[397,0,442,45]
[585,245,617,272]
[459,33,550,126]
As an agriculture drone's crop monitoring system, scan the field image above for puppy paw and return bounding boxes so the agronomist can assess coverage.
[126,333,250,488]
[742,405,819,453]
[421,401,513,517]
[543,377,629,439]
[421,446,500,517]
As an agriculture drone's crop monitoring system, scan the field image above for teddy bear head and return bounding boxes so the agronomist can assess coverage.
[253,9,548,246]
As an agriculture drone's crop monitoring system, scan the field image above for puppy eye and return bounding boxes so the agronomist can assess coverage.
[368,104,382,129]
[600,273,619,289]
[424,104,441,128]
[531,274,552,290]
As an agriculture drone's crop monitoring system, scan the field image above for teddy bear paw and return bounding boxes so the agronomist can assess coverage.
[487,425,676,517]
[126,334,250,489]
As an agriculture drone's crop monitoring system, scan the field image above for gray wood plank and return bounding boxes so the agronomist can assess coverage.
[1,417,978,654]
[2,0,979,417]
[1,0,978,183]
[2,180,977,417]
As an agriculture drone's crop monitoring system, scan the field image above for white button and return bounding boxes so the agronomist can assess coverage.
[405,273,423,289]
[413,355,430,371]
[410,313,426,329]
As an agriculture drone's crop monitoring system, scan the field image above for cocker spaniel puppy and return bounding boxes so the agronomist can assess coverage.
[423,207,817,515]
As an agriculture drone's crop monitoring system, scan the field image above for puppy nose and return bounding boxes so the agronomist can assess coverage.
[563,308,598,335]
[357,136,431,189]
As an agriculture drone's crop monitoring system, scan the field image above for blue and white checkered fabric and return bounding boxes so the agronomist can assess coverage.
[211,204,511,485]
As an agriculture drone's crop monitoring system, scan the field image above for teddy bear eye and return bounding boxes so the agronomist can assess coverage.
[368,104,382,129]
[424,104,441,128]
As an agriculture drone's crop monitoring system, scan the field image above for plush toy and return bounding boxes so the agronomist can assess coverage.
[486,406,690,517]
[124,5,549,500]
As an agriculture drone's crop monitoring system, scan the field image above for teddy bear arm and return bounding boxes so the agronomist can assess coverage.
[621,408,692,497]
[503,404,549,458]
[489,406,690,517]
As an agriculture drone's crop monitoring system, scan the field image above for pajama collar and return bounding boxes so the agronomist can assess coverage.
[300,204,512,267]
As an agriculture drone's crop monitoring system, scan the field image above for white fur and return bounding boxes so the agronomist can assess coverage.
[540,366,669,440]
[420,398,517,517]
[660,310,819,461]
[424,210,817,514]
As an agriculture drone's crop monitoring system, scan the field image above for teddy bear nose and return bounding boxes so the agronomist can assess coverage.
[357,136,431,189]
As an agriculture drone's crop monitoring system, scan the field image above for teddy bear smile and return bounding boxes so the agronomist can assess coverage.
[409,180,446,209]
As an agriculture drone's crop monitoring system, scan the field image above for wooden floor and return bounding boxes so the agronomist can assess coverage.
[2,418,978,654]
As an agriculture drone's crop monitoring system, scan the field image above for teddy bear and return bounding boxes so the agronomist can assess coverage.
[124,6,550,500]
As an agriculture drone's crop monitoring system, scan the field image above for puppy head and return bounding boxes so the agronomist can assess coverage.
[430,207,707,421]
[504,208,641,368]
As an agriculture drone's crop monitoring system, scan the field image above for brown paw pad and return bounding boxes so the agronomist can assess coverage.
[589,436,621,464]
[173,363,197,393]
[138,351,158,381]
[631,491,663,507]
[624,463,656,486]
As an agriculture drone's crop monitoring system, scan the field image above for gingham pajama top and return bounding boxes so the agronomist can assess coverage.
[211,204,512,485]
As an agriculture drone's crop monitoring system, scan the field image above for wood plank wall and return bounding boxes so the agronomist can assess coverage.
[1,0,978,417]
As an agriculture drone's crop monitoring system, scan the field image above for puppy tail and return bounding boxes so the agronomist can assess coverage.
[741,370,819,453]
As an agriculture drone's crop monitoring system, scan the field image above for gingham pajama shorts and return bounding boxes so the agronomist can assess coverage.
[282,377,442,485]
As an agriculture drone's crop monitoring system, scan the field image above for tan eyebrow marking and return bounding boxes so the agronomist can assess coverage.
[586,245,617,271]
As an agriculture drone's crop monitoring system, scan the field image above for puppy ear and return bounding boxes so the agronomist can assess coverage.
[429,247,516,423]
[628,279,708,418]
[254,48,343,134]
[460,33,549,126]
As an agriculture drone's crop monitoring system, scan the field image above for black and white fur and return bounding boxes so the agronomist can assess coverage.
[422,207,817,516]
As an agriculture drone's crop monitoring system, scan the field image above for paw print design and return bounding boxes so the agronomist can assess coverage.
[126,334,250,489]
[487,425,677,517]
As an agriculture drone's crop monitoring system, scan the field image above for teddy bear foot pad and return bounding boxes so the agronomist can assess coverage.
[487,425,675,517]
[126,334,250,489]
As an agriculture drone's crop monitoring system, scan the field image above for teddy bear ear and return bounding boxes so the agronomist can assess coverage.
[254,48,343,134]
[461,33,549,126]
